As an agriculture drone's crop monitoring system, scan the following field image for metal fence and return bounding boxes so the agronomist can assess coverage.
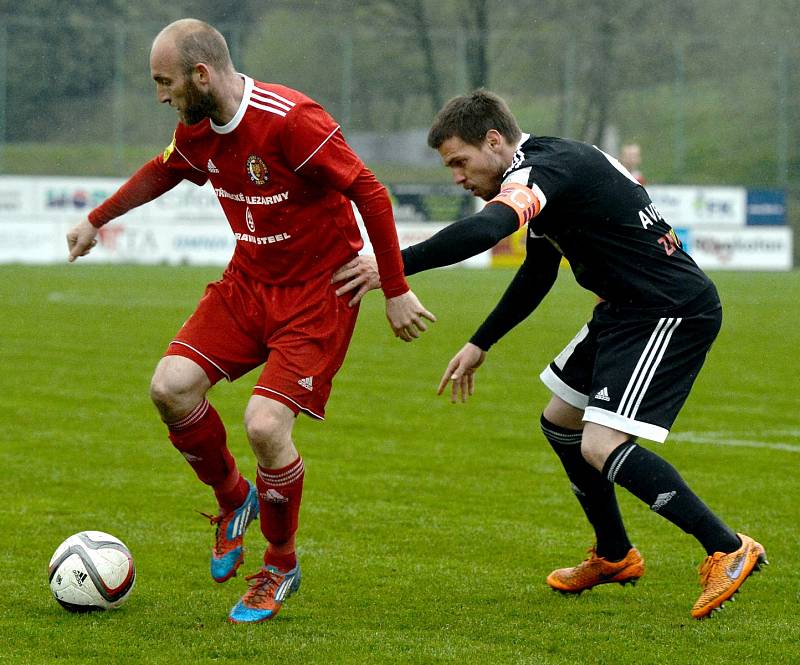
[0,15,797,191]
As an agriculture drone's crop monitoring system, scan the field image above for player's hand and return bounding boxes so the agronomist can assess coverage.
[332,255,381,306]
[66,218,99,263]
[437,342,487,403]
[386,290,436,342]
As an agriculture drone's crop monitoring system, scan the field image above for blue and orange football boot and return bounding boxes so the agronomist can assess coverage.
[228,563,302,623]
[201,479,259,583]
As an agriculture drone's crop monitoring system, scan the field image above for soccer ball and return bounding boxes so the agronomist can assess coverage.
[48,531,136,612]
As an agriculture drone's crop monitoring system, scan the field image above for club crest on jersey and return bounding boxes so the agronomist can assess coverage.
[246,155,269,185]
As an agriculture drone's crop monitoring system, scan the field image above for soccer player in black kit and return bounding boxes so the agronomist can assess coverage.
[334,89,767,619]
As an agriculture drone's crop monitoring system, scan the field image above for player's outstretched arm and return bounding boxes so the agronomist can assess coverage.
[437,342,486,403]
[66,217,99,263]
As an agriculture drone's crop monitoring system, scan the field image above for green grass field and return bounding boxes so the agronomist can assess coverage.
[1,265,798,664]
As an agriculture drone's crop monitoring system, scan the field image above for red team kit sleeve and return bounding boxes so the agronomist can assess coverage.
[283,98,409,298]
[343,168,408,298]
[87,155,185,228]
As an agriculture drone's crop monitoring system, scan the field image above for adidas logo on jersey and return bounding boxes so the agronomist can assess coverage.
[207,159,219,173]
[298,376,313,391]
[594,387,611,401]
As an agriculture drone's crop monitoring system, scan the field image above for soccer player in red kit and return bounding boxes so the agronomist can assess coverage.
[66,18,435,624]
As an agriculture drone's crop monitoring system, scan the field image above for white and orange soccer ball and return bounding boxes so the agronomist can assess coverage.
[48,531,136,612]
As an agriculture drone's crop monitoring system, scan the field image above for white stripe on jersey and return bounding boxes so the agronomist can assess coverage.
[252,88,295,111]
[594,146,642,186]
[293,125,341,172]
[503,132,531,177]
[530,183,547,211]
[503,167,548,211]
[172,144,206,174]
[249,100,288,117]
[617,317,682,420]
[504,167,531,187]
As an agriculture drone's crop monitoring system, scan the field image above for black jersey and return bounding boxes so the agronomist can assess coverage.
[507,135,711,310]
[399,132,720,350]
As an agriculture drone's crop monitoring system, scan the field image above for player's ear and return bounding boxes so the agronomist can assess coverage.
[193,63,211,86]
[485,129,503,152]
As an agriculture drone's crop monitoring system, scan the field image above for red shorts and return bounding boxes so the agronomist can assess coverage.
[167,266,359,419]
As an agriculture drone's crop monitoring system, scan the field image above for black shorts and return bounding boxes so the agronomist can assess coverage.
[540,286,722,442]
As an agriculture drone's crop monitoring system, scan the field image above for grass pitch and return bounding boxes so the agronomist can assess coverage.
[1,264,798,664]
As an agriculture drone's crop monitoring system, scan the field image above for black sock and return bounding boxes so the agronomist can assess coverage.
[603,441,740,555]
[541,415,632,561]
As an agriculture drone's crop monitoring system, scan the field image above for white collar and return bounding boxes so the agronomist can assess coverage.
[211,74,253,134]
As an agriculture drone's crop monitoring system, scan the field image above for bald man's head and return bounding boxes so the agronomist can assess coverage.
[153,18,234,77]
[150,19,240,125]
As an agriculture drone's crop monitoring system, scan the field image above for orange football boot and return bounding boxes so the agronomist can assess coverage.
[691,533,767,619]
[547,546,644,593]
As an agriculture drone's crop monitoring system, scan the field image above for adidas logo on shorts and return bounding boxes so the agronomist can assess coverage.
[594,387,611,401]
[298,376,313,391]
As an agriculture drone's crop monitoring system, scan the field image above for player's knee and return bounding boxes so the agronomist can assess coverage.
[579,440,603,470]
[150,373,179,410]
[149,364,205,417]
[580,425,630,472]
[244,408,290,451]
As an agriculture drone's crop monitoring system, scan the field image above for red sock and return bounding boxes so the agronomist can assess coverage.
[256,457,304,571]
[167,399,248,512]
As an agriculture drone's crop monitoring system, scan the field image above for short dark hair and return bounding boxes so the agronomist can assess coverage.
[427,89,521,149]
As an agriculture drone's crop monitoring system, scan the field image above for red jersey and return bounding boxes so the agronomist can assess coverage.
[90,75,407,295]
[160,76,372,284]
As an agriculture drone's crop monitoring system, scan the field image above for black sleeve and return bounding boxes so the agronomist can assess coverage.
[401,202,519,277]
[469,238,562,351]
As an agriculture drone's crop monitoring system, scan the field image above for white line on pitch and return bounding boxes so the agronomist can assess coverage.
[669,431,800,453]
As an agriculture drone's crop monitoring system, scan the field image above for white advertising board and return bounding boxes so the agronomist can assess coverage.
[0,175,486,267]
[0,220,236,265]
[0,175,225,225]
[647,185,747,227]
[687,227,793,271]
[0,177,789,271]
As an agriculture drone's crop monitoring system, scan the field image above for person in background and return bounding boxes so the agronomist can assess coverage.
[619,142,646,185]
